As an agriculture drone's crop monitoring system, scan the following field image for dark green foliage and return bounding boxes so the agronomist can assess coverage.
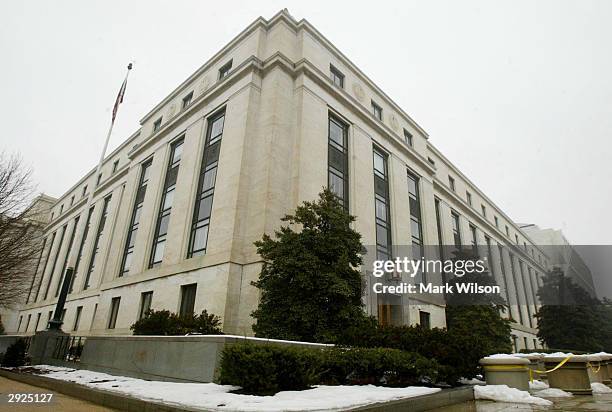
[131,309,223,335]
[337,250,512,384]
[0,317,4,335]
[536,268,612,352]
[252,189,368,343]
[218,343,439,395]
[1,338,29,367]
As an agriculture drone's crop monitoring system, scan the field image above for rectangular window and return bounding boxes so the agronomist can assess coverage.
[27,237,47,304]
[179,284,197,317]
[451,212,462,249]
[153,117,162,132]
[17,316,22,332]
[120,160,152,275]
[404,129,413,147]
[112,159,119,173]
[469,224,478,257]
[151,138,184,266]
[55,215,80,297]
[43,224,67,300]
[90,304,97,330]
[485,236,495,277]
[515,234,519,244]
[407,172,425,282]
[182,91,193,109]
[25,314,31,332]
[498,245,511,307]
[70,195,74,206]
[139,291,153,319]
[371,101,382,120]
[34,232,56,301]
[84,195,112,290]
[188,111,225,257]
[73,306,82,331]
[34,313,41,331]
[494,216,499,228]
[373,148,392,262]
[509,253,524,324]
[59,204,64,214]
[481,204,487,217]
[419,311,431,329]
[219,60,232,79]
[82,185,88,198]
[466,191,472,206]
[505,225,510,237]
[448,176,455,192]
[107,297,120,329]
[328,115,349,209]
[47,310,53,328]
[71,207,94,292]
[330,65,344,88]
[96,173,102,186]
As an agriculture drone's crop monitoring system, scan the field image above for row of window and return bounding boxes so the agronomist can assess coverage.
[440,206,542,328]
[448,175,546,266]
[29,109,227,303]
[19,283,199,333]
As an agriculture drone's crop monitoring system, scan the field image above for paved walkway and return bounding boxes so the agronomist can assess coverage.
[436,393,612,411]
[0,376,115,411]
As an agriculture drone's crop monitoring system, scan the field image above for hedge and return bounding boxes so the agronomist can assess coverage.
[130,309,223,335]
[1,338,29,367]
[217,343,439,395]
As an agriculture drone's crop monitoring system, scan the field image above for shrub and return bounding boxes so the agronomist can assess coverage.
[131,309,223,335]
[218,344,322,395]
[1,338,29,367]
[218,343,439,395]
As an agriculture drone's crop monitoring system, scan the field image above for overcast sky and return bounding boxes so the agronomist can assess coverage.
[1,0,610,246]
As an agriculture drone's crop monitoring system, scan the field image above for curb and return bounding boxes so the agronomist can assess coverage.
[351,385,475,412]
[0,369,475,412]
[0,369,205,412]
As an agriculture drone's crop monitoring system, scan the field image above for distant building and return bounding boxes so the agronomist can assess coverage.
[520,224,596,297]
[11,10,552,351]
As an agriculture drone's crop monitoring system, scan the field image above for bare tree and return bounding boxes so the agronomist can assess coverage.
[0,153,44,307]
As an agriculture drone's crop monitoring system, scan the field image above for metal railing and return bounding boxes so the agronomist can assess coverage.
[52,335,87,362]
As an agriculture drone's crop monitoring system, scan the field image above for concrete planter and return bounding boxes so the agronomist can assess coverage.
[590,353,612,385]
[545,355,592,395]
[514,353,545,380]
[480,356,530,390]
[587,355,604,383]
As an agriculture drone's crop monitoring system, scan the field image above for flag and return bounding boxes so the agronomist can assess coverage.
[111,63,132,123]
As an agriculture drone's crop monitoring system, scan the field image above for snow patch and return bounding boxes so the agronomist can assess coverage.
[28,365,440,411]
[529,380,549,390]
[474,385,552,406]
[592,382,612,394]
[533,388,572,398]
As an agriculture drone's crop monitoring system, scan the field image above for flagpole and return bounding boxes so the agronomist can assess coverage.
[49,63,133,320]
[93,63,133,190]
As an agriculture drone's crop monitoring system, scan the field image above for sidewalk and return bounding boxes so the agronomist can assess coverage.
[0,376,115,411]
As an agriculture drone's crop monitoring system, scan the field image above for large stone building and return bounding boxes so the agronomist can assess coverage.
[520,224,596,298]
[11,10,553,350]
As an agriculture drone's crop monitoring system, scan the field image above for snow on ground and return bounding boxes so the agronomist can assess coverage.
[459,377,485,385]
[23,365,440,412]
[474,385,552,406]
[532,388,573,398]
[529,380,549,390]
[592,382,612,394]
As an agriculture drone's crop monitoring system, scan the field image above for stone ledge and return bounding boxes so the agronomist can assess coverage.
[0,368,475,412]
[0,369,204,412]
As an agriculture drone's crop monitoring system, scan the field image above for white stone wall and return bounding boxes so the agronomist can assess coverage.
[13,11,544,346]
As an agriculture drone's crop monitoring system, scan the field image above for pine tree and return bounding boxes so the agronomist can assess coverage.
[536,268,606,351]
[251,189,367,343]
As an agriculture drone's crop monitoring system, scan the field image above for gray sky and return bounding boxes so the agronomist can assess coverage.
[1,0,611,245]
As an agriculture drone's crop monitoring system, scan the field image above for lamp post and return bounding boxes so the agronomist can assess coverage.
[47,267,73,330]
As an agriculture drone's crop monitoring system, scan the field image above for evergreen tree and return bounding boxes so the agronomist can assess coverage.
[251,189,367,343]
[536,268,607,351]
[445,249,512,375]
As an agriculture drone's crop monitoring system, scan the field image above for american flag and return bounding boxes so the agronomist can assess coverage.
[112,63,132,123]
